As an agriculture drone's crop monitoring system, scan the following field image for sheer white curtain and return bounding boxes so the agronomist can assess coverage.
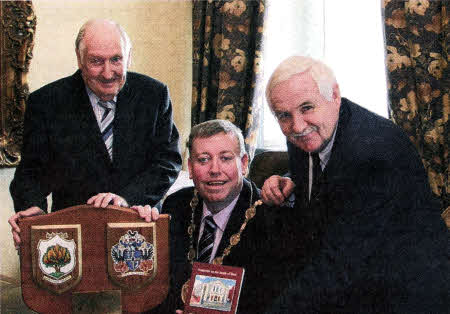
[260,0,387,150]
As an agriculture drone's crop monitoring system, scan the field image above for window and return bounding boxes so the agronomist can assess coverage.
[259,0,388,150]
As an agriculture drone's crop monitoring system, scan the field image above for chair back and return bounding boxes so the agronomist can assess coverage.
[249,150,289,188]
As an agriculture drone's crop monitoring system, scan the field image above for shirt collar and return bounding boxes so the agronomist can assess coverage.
[202,192,241,232]
[317,120,338,169]
[85,85,117,108]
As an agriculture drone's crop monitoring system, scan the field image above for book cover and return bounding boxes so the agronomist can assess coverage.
[184,262,245,314]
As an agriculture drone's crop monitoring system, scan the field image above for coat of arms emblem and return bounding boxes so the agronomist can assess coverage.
[31,225,82,294]
[111,230,154,275]
[38,233,76,281]
[107,222,157,289]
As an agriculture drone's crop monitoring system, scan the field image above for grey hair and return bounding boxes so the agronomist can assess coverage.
[75,19,132,63]
[188,119,247,157]
[266,56,337,105]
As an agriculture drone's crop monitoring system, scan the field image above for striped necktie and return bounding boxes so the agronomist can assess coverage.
[197,216,217,263]
[98,100,114,160]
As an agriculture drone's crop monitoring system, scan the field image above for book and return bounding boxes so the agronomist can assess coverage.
[184,262,245,314]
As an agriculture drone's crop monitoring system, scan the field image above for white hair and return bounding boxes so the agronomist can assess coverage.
[266,56,337,104]
[75,19,132,64]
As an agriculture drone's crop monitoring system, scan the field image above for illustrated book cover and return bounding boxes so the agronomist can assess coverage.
[184,262,245,314]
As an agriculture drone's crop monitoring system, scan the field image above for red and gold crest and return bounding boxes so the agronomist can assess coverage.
[107,222,157,290]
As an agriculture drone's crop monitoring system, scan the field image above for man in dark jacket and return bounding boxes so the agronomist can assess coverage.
[9,19,181,249]
[134,119,276,313]
[261,56,449,313]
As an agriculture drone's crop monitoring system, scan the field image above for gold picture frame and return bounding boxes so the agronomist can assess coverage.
[0,1,36,167]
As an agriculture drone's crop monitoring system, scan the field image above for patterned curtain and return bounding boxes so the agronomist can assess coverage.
[383,0,449,213]
[192,0,266,158]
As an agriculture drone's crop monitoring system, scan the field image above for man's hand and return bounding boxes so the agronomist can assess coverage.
[8,206,45,249]
[87,193,129,208]
[261,175,295,206]
[130,205,160,222]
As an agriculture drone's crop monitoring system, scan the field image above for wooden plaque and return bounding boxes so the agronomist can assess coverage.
[18,205,170,313]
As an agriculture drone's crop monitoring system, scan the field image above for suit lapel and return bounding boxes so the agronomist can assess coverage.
[70,72,100,138]
[68,71,113,168]
[193,194,203,254]
[292,150,310,209]
[320,99,351,181]
[308,100,353,220]
[112,79,136,168]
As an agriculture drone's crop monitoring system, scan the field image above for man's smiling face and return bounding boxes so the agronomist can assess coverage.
[269,71,341,153]
[188,132,248,213]
[76,20,130,101]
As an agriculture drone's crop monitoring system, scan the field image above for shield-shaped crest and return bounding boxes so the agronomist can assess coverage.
[31,225,82,294]
[107,222,157,289]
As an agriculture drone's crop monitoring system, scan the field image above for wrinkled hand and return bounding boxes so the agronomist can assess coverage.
[8,206,45,249]
[261,175,295,206]
[131,205,160,222]
[87,193,129,208]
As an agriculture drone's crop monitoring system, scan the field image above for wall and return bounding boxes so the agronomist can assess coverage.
[1,0,191,311]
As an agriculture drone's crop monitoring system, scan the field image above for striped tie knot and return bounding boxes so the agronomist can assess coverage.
[98,100,112,122]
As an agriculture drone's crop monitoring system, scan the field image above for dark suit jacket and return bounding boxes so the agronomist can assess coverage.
[157,179,277,313]
[267,98,449,313]
[10,70,182,212]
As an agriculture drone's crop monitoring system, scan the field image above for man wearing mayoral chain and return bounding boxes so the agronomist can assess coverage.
[134,119,280,313]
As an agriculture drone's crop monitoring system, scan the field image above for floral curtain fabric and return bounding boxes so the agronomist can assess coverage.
[383,0,448,212]
[192,0,265,158]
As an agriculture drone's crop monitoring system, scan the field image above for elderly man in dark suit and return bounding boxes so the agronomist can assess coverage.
[261,56,449,312]
[134,119,275,313]
[8,19,182,249]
